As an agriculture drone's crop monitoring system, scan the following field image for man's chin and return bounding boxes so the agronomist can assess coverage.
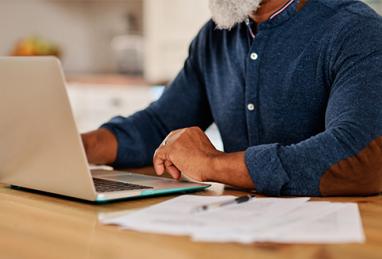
[212,18,246,30]
[209,0,262,30]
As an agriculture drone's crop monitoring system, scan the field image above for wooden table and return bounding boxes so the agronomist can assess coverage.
[0,168,381,259]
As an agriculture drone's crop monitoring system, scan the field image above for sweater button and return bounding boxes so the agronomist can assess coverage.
[247,103,255,111]
[250,53,258,60]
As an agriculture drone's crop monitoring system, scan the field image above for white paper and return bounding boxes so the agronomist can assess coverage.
[101,196,234,235]
[99,195,365,244]
[265,203,365,244]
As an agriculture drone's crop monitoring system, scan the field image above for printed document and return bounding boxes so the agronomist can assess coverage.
[99,195,365,244]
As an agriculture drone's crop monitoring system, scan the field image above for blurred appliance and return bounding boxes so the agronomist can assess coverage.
[111,34,144,75]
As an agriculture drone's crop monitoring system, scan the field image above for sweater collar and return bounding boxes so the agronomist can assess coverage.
[245,0,308,33]
[269,0,296,20]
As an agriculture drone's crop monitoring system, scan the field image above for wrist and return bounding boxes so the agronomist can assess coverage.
[204,151,229,182]
[206,151,255,189]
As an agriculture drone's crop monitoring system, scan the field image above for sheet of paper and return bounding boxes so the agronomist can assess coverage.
[99,195,365,244]
[267,203,365,244]
[101,195,236,235]
[192,202,351,243]
[100,195,309,236]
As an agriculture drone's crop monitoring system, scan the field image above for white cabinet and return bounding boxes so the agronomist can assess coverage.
[67,84,164,132]
[143,0,210,83]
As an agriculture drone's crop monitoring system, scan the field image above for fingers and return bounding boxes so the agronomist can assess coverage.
[153,149,166,176]
[164,160,181,180]
[154,129,189,179]
[153,147,181,180]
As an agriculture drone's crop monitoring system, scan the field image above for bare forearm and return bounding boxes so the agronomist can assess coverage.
[207,152,255,189]
[81,128,118,165]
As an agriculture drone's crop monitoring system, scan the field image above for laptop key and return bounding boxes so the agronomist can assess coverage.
[93,178,153,193]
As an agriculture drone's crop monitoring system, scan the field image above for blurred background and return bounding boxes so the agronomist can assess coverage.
[1,0,210,82]
[1,0,381,150]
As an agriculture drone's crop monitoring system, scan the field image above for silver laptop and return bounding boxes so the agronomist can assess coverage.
[0,57,209,202]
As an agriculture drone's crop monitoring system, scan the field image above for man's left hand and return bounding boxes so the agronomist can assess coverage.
[153,127,222,181]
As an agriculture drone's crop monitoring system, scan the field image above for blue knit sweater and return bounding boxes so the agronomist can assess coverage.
[103,0,382,196]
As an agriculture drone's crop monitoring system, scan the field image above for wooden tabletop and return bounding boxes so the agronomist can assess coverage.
[1,169,381,259]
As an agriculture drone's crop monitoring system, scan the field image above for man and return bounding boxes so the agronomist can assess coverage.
[82,0,382,196]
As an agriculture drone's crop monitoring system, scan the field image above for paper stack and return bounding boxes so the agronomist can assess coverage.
[99,195,365,244]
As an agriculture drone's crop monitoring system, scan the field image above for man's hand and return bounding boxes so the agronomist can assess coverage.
[81,128,118,165]
[153,127,255,189]
[153,127,222,181]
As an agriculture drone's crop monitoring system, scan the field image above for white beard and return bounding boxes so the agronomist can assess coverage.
[209,0,263,30]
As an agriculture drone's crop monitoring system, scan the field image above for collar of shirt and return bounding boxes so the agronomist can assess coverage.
[245,0,303,38]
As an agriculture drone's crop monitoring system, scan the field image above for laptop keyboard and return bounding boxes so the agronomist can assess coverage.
[93,178,153,193]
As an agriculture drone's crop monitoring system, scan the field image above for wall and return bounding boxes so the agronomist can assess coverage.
[0,0,142,73]
[0,0,210,78]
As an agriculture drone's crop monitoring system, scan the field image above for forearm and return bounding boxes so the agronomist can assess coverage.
[101,110,168,168]
[207,152,255,189]
[81,128,118,165]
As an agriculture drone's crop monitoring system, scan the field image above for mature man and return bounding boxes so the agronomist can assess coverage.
[82,0,382,196]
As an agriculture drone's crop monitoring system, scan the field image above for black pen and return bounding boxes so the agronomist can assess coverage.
[191,194,256,213]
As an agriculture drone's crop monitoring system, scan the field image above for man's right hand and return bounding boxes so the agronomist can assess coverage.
[81,128,118,165]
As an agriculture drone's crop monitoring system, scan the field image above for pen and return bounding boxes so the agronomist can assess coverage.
[191,194,256,213]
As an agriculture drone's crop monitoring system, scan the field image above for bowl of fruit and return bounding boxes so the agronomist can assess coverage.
[11,36,61,57]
